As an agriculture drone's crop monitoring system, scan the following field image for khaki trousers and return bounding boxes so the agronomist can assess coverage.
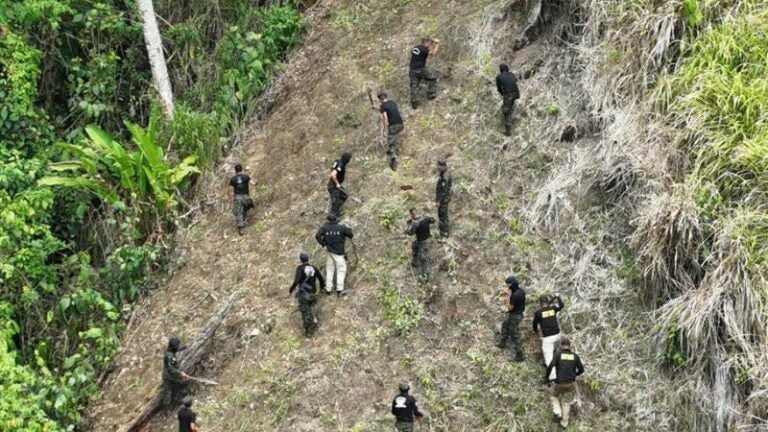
[325,252,347,292]
[551,382,577,427]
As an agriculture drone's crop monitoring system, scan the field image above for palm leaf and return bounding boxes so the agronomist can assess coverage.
[37,176,119,204]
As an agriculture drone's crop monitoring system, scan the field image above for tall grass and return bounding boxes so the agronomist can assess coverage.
[633,4,768,430]
[525,0,768,428]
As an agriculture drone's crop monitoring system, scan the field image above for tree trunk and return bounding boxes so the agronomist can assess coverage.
[119,291,240,432]
[137,0,174,118]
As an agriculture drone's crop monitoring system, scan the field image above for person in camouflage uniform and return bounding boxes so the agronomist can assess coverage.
[327,151,352,219]
[228,164,256,235]
[409,37,441,109]
[498,275,526,362]
[435,159,452,238]
[391,382,424,432]
[162,337,189,408]
[288,252,325,337]
[376,92,404,170]
[406,208,436,285]
[495,63,520,136]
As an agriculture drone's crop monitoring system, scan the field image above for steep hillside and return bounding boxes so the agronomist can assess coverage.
[88,0,688,430]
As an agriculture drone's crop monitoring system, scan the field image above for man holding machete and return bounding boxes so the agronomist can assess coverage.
[369,91,404,170]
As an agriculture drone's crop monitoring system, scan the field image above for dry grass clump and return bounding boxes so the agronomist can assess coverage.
[573,0,686,110]
[638,4,768,429]
[658,210,768,430]
[632,183,705,302]
[543,0,768,429]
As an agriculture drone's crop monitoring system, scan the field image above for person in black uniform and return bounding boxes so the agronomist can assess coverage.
[178,396,199,432]
[327,151,352,219]
[409,36,441,108]
[435,159,452,238]
[377,92,404,170]
[406,207,436,285]
[391,381,424,432]
[532,294,565,382]
[497,275,526,362]
[315,214,354,296]
[546,338,584,428]
[495,63,520,136]
[162,337,189,408]
[288,252,325,337]
[229,164,256,235]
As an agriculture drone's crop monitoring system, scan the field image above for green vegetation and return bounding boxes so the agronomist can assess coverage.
[0,0,301,429]
[630,2,768,427]
[375,282,424,336]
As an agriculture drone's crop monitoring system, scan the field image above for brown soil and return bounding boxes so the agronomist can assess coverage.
[87,0,658,430]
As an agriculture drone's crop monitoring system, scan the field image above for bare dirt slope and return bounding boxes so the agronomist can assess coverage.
[88,0,668,430]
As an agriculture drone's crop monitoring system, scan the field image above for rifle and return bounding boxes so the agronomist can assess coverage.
[186,375,219,386]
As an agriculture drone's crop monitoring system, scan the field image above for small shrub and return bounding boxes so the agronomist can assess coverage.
[375,284,424,336]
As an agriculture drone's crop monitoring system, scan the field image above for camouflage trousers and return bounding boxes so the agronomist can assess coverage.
[551,382,577,427]
[387,123,404,159]
[395,421,414,432]
[500,312,523,358]
[233,194,254,228]
[161,377,188,408]
[327,186,348,219]
[437,200,450,237]
[297,294,317,335]
[411,239,432,284]
[409,68,438,107]
[502,94,517,134]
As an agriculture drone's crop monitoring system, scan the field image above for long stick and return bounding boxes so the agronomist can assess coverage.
[186,376,219,386]
[119,291,240,432]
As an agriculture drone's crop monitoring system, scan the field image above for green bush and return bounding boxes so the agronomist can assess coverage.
[375,284,424,336]
[0,305,62,432]
[0,0,303,429]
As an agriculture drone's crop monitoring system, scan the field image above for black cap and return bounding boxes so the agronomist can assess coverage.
[505,276,519,290]
[399,381,410,392]
[299,252,309,263]
[377,92,387,100]
[560,338,571,346]
[168,337,181,351]
[437,159,447,167]
[326,214,337,222]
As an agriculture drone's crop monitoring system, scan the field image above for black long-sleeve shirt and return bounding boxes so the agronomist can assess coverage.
[508,287,526,316]
[546,349,584,384]
[288,264,325,296]
[532,296,564,337]
[407,217,435,242]
[392,393,423,423]
[496,71,520,99]
[315,222,353,255]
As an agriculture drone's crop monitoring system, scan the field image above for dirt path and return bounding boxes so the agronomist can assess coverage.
[88,0,651,431]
